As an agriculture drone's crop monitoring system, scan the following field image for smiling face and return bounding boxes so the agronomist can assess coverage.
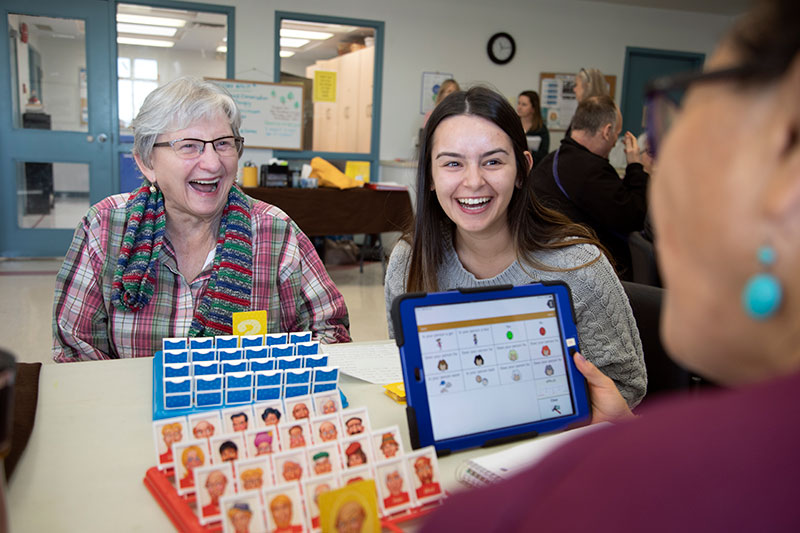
[292,403,309,420]
[431,114,531,244]
[193,421,215,439]
[135,113,239,224]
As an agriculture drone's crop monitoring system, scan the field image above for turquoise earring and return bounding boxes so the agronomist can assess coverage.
[741,245,783,320]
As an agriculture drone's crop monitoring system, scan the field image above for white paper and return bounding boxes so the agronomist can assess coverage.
[326,341,403,384]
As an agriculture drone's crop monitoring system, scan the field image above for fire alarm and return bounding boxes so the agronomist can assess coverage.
[20,22,28,44]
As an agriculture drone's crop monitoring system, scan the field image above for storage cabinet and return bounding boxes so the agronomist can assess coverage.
[305,46,373,153]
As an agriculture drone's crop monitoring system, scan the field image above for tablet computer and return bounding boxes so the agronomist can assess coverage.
[391,282,590,455]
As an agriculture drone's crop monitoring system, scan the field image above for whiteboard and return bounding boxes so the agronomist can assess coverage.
[207,78,304,150]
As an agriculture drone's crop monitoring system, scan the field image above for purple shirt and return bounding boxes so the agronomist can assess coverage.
[422,370,800,532]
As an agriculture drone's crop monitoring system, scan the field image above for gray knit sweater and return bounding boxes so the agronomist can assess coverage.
[384,238,646,407]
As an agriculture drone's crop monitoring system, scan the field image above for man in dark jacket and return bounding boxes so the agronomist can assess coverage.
[532,95,648,279]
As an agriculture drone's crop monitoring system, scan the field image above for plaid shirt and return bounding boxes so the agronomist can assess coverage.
[52,193,350,362]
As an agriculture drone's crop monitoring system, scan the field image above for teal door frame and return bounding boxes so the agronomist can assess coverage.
[272,11,384,177]
[620,46,705,137]
[0,0,114,256]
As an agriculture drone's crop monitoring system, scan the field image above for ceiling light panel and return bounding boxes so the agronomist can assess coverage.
[280,37,310,48]
[117,36,175,47]
[280,29,333,40]
[116,23,177,37]
[116,14,186,28]
[279,50,295,58]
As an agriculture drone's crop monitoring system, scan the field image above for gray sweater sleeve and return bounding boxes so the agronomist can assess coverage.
[384,239,412,339]
[538,245,647,407]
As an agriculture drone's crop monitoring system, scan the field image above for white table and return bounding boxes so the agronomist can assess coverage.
[7,343,527,531]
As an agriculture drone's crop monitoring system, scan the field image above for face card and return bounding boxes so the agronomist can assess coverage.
[317,479,381,533]
[307,442,342,478]
[313,391,341,416]
[211,433,246,464]
[220,492,267,533]
[234,456,274,493]
[375,458,413,514]
[406,446,445,505]
[188,411,223,450]
[222,405,255,434]
[341,407,370,437]
[285,395,313,422]
[302,474,340,531]
[195,462,235,525]
[173,439,208,495]
[153,415,187,470]
[272,449,309,484]
[309,414,342,445]
[371,426,404,461]
[341,434,374,469]
[253,400,285,428]
[263,482,306,533]
[278,420,311,451]
[244,427,277,458]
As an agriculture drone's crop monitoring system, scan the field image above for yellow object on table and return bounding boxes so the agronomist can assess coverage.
[242,166,258,187]
[383,382,406,404]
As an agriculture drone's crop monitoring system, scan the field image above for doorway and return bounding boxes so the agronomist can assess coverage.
[620,47,705,138]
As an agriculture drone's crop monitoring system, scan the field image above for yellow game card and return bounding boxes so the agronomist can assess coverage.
[232,310,267,337]
[318,479,381,533]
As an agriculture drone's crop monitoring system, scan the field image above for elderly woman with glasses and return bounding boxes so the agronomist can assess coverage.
[421,0,800,530]
[52,77,350,362]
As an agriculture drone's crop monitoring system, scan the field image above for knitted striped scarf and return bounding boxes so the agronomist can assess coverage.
[111,182,253,337]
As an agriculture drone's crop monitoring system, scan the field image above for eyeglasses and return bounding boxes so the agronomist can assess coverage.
[644,65,760,158]
[153,135,244,159]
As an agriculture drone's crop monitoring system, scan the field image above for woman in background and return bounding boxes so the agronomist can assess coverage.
[422,78,461,127]
[421,0,800,529]
[574,67,608,102]
[385,86,646,407]
[53,77,350,361]
[516,90,550,165]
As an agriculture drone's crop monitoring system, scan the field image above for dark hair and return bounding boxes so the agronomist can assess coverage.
[231,412,248,422]
[219,441,238,453]
[518,90,543,131]
[571,95,618,134]
[406,86,605,293]
[727,0,800,83]
[261,407,281,421]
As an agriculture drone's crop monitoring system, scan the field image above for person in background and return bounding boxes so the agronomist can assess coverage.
[385,86,646,407]
[574,67,608,102]
[423,79,461,127]
[421,0,800,529]
[532,95,648,280]
[516,90,550,166]
[52,76,350,362]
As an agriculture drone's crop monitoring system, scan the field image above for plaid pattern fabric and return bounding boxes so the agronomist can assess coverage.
[52,193,350,362]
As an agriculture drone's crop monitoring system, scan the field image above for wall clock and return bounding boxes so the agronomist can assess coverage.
[487,32,516,65]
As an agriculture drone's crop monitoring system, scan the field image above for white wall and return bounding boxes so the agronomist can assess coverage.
[196,0,734,168]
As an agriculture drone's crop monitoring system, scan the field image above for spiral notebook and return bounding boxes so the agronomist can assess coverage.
[456,422,609,487]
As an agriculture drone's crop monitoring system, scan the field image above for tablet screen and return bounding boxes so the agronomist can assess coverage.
[413,293,575,441]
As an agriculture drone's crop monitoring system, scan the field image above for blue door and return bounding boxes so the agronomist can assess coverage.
[0,0,114,257]
[621,47,705,138]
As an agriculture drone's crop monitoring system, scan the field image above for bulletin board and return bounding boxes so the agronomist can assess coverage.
[206,78,304,150]
[539,72,617,131]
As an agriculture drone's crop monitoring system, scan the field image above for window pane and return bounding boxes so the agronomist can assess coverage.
[133,58,158,80]
[8,14,89,132]
[132,80,158,118]
[118,57,131,78]
[280,19,375,153]
[118,79,133,128]
[116,4,229,137]
[16,161,89,229]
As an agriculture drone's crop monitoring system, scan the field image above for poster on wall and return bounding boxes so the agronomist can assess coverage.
[539,72,616,131]
[79,68,88,125]
[420,72,453,115]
